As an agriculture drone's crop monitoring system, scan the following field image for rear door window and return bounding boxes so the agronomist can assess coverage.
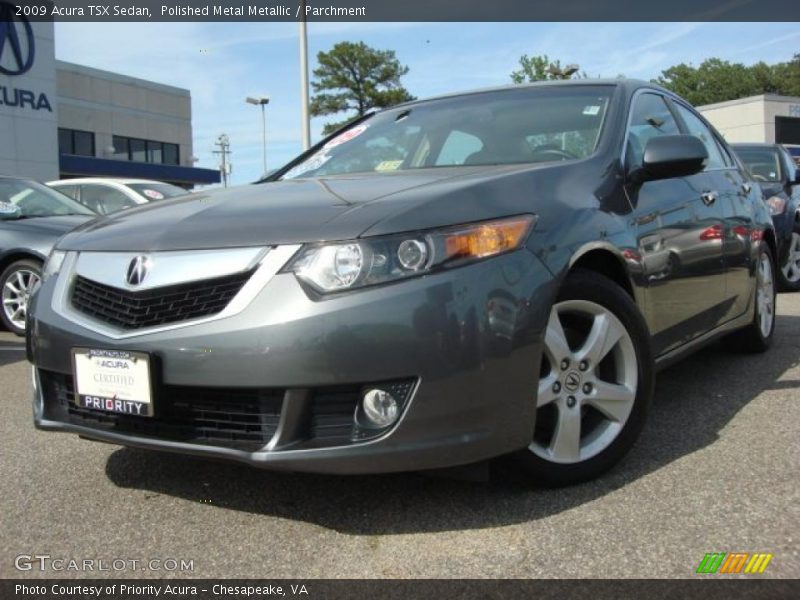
[672,103,726,170]
[53,184,79,200]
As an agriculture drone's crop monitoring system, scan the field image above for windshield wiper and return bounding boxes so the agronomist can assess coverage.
[4,213,90,220]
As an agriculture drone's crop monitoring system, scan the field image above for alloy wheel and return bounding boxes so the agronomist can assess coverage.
[757,252,775,338]
[532,299,638,464]
[782,232,800,284]
[2,268,40,331]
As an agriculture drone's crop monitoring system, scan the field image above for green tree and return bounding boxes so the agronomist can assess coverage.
[772,53,800,97]
[510,54,585,83]
[310,41,415,135]
[654,55,800,105]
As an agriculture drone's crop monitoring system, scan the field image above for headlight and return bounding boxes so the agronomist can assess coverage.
[765,196,787,215]
[42,250,66,282]
[286,214,536,294]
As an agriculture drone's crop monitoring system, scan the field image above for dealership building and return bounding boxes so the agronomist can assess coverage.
[0,16,219,187]
[698,94,800,161]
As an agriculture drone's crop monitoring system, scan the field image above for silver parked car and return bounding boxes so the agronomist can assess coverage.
[47,178,188,215]
[0,177,94,335]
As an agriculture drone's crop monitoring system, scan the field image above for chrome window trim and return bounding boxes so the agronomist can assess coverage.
[51,245,302,340]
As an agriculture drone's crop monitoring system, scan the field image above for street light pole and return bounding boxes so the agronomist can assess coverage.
[259,102,267,174]
[299,0,311,151]
[246,95,270,177]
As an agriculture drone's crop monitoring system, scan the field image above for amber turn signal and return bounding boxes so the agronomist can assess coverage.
[442,215,536,261]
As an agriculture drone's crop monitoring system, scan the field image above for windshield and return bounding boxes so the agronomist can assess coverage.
[0,179,95,218]
[735,147,783,182]
[280,86,614,180]
[127,182,188,201]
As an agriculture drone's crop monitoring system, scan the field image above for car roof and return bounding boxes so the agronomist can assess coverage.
[48,178,165,185]
[388,78,662,109]
[731,143,780,148]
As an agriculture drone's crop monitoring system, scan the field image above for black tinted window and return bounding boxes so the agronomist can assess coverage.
[58,128,95,157]
[735,147,783,182]
[163,143,180,165]
[673,104,725,169]
[625,93,680,170]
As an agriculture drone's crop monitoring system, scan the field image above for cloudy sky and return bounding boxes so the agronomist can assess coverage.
[53,21,800,185]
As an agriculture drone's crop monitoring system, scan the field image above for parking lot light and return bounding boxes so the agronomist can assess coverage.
[246,95,270,177]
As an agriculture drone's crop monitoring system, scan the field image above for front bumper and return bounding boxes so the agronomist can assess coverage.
[29,249,556,474]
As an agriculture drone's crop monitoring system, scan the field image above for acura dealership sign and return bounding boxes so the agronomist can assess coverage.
[0,3,35,75]
[0,0,59,180]
[0,2,52,111]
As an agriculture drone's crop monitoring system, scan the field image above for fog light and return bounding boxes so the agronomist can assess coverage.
[361,388,399,428]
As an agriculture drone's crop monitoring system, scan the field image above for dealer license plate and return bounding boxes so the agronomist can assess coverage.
[72,348,153,417]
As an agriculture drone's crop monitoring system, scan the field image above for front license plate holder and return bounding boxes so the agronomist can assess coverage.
[71,348,154,417]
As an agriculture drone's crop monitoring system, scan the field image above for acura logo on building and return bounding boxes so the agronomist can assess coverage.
[126,256,150,286]
[0,3,35,76]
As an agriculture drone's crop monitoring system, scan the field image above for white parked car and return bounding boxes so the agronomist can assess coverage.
[47,178,188,215]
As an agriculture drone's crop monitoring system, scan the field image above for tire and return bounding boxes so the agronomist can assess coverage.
[504,269,655,487]
[666,251,680,277]
[727,241,776,353]
[776,231,800,293]
[0,259,42,336]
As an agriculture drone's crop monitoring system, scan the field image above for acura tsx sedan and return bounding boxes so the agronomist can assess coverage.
[28,80,776,486]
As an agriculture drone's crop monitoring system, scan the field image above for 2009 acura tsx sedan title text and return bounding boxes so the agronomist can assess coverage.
[28,80,777,486]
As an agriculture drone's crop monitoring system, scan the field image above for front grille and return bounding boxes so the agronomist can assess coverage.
[39,371,414,452]
[70,270,253,330]
[43,371,282,451]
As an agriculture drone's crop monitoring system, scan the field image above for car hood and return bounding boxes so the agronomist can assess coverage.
[56,165,544,252]
[1,215,93,238]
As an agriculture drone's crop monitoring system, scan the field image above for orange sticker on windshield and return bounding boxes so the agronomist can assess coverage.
[324,124,368,149]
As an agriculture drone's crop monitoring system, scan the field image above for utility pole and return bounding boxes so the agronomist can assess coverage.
[213,134,232,188]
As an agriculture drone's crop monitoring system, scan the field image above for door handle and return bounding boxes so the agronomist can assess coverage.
[701,191,718,206]
[741,183,752,194]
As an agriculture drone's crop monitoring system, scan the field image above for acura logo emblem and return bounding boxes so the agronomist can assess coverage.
[564,371,581,392]
[126,256,150,286]
[0,3,35,76]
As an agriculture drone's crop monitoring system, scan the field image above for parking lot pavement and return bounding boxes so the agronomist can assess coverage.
[1,296,799,581]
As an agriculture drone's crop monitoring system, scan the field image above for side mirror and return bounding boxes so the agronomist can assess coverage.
[630,135,708,184]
